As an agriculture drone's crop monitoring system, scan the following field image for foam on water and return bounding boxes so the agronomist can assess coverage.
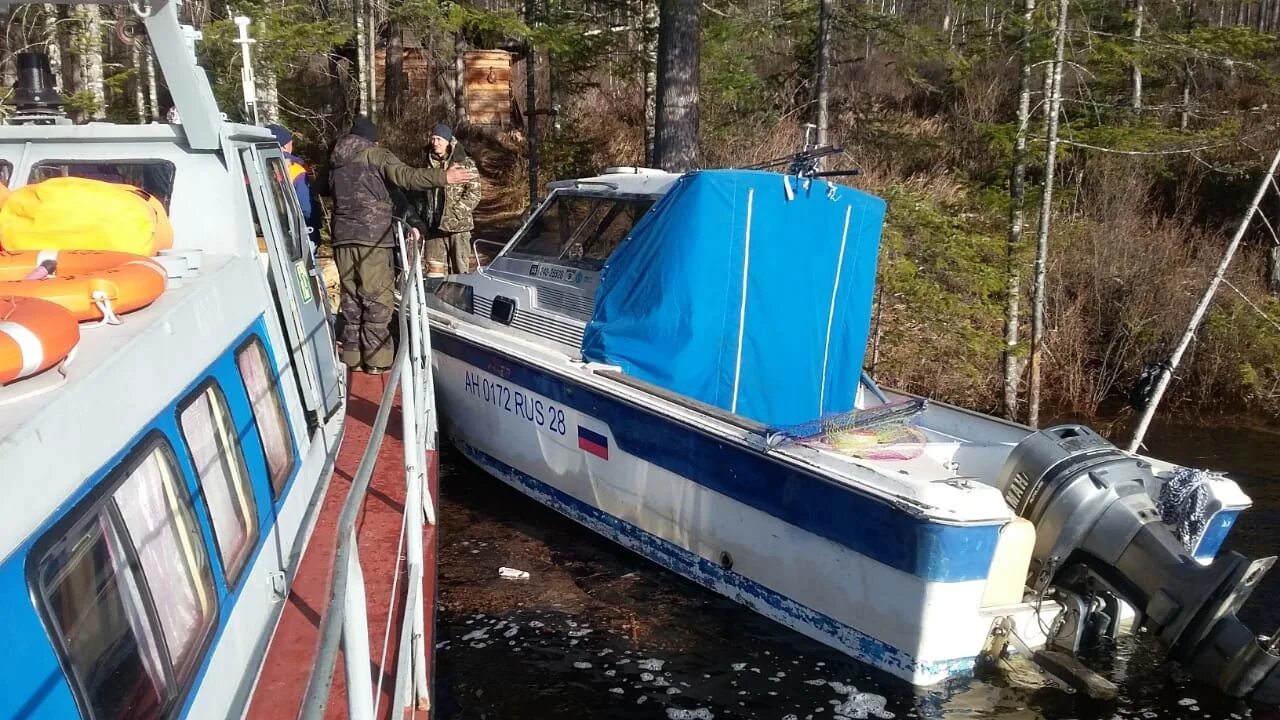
[665,709,714,720]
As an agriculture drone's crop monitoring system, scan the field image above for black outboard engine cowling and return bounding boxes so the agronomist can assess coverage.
[997,425,1280,701]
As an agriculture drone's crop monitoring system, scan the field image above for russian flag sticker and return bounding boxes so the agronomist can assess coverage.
[577,426,610,460]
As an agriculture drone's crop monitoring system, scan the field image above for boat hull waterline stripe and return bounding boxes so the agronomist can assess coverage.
[432,330,1002,582]
[457,439,979,683]
[0,321,44,377]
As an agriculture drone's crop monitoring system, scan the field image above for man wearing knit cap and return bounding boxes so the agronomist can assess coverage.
[395,123,481,281]
[329,115,477,374]
[266,123,320,247]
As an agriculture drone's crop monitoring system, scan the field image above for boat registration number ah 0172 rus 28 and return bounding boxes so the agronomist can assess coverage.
[463,369,568,436]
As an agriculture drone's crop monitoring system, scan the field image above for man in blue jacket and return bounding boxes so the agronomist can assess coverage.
[268,123,321,247]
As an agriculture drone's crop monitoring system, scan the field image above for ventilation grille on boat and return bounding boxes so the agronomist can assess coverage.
[474,295,584,348]
[534,285,594,320]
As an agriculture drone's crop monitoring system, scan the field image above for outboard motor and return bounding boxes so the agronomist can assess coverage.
[4,51,71,126]
[997,425,1280,702]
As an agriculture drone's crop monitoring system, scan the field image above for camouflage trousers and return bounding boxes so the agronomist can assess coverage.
[425,231,474,276]
[336,244,395,370]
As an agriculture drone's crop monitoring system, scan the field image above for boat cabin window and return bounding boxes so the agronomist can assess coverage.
[507,194,654,271]
[236,336,296,497]
[179,382,260,585]
[0,160,11,186]
[263,155,307,263]
[34,438,217,720]
[29,160,176,210]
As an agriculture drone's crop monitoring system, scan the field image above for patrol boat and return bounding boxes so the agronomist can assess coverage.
[425,161,1280,702]
[0,2,440,718]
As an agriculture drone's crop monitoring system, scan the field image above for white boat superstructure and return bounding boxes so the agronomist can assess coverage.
[425,165,1280,702]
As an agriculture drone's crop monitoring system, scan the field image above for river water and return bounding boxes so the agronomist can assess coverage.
[433,415,1280,720]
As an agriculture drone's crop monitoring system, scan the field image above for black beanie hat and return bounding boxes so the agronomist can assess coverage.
[351,115,379,141]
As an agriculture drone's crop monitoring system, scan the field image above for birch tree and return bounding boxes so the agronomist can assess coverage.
[354,0,370,115]
[1027,0,1068,428]
[131,38,146,121]
[69,4,105,120]
[1003,0,1035,421]
[643,0,657,165]
[43,5,61,83]
[816,0,832,150]
[1130,0,1143,111]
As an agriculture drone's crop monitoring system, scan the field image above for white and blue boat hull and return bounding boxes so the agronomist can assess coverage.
[431,329,1035,686]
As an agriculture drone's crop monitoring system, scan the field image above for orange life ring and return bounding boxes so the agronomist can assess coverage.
[0,295,80,384]
[0,250,168,322]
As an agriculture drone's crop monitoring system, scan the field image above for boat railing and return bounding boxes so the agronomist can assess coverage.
[298,221,439,720]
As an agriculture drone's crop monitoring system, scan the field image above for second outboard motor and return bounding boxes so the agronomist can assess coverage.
[997,425,1280,702]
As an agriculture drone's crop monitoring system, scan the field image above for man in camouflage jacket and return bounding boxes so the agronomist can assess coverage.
[420,124,482,278]
[329,115,477,373]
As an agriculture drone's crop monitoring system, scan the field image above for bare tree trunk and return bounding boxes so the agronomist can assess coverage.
[642,0,658,166]
[259,66,279,123]
[146,42,160,120]
[654,0,701,172]
[1130,0,1143,112]
[71,5,105,120]
[131,38,146,122]
[816,0,832,151]
[1180,66,1191,130]
[366,0,378,118]
[1269,245,1280,296]
[354,0,369,116]
[1003,0,1036,421]
[44,5,62,83]
[454,32,466,124]
[525,0,539,208]
[1027,0,1069,428]
[1180,1,1195,130]
[384,18,404,120]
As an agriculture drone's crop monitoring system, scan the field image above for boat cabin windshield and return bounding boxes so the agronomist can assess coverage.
[506,192,654,271]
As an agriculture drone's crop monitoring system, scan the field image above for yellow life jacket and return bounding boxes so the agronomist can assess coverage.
[0,176,175,256]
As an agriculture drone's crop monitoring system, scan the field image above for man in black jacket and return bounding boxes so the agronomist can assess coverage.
[330,116,476,373]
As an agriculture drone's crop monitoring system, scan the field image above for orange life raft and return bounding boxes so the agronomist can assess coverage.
[0,295,80,384]
[0,250,167,322]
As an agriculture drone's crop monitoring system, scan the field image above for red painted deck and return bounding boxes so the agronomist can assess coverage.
[247,371,440,720]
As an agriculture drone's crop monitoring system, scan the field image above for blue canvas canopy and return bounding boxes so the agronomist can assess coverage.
[581,169,887,427]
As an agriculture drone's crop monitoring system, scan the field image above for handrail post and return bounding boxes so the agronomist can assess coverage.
[341,528,375,720]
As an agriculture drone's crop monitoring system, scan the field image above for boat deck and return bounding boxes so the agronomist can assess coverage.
[246,371,439,719]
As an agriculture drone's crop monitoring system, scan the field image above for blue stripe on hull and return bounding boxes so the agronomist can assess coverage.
[433,330,1000,583]
[455,439,978,684]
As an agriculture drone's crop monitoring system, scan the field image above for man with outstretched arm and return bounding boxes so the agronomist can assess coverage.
[329,115,478,374]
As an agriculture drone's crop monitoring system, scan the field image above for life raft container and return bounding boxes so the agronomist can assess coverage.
[0,295,80,384]
[0,250,167,322]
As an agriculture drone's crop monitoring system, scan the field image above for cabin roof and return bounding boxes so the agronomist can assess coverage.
[0,255,280,563]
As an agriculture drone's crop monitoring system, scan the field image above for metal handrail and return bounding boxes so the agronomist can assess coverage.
[298,224,439,719]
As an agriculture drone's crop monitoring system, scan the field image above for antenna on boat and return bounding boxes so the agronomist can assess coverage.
[4,52,71,126]
[233,16,259,126]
